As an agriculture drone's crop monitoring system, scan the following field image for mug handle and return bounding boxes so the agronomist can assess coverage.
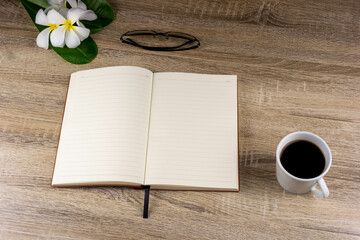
[311,178,329,198]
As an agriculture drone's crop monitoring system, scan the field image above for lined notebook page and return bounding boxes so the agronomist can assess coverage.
[52,66,153,186]
[144,73,238,190]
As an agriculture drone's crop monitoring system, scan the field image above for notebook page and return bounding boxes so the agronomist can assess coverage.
[52,66,153,186]
[144,73,238,190]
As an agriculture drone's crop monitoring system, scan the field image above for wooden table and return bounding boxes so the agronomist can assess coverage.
[1,0,359,239]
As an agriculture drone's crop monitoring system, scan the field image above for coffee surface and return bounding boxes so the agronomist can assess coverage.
[280,140,325,179]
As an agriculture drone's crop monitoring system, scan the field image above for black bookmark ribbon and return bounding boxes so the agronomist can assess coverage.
[142,185,150,218]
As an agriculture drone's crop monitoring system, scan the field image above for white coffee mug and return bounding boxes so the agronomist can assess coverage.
[276,131,332,198]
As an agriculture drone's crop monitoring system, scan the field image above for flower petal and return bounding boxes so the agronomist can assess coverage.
[35,9,48,26]
[65,29,81,48]
[44,6,54,14]
[79,10,97,21]
[50,26,66,47]
[49,0,61,6]
[73,26,90,41]
[67,8,86,23]
[47,9,66,24]
[77,0,87,10]
[36,27,51,49]
[58,8,69,18]
[67,0,78,8]
[76,20,85,27]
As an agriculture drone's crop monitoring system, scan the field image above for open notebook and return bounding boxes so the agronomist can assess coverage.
[52,66,239,191]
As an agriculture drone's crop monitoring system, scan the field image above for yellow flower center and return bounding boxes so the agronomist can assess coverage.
[48,23,58,31]
[63,20,74,31]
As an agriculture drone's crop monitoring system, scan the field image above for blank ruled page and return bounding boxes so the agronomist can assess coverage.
[52,66,153,186]
[144,73,238,190]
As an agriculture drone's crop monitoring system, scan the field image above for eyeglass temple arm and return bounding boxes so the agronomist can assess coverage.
[121,36,199,50]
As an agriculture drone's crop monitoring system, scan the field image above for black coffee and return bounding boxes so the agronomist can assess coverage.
[280,140,325,179]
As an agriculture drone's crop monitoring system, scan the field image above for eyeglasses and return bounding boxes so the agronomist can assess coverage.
[120,30,200,51]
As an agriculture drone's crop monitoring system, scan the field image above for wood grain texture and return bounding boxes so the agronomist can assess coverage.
[0,0,359,239]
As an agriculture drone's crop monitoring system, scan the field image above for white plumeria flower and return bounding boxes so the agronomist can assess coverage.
[44,0,67,15]
[49,8,91,48]
[67,0,97,23]
[35,9,60,49]
[45,0,97,22]
[67,0,87,10]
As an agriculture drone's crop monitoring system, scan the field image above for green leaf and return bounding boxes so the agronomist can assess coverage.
[81,0,115,28]
[20,0,98,64]
[26,0,50,8]
[81,18,103,34]
[51,37,98,64]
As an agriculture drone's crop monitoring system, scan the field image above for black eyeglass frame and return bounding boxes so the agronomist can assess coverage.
[120,30,200,51]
